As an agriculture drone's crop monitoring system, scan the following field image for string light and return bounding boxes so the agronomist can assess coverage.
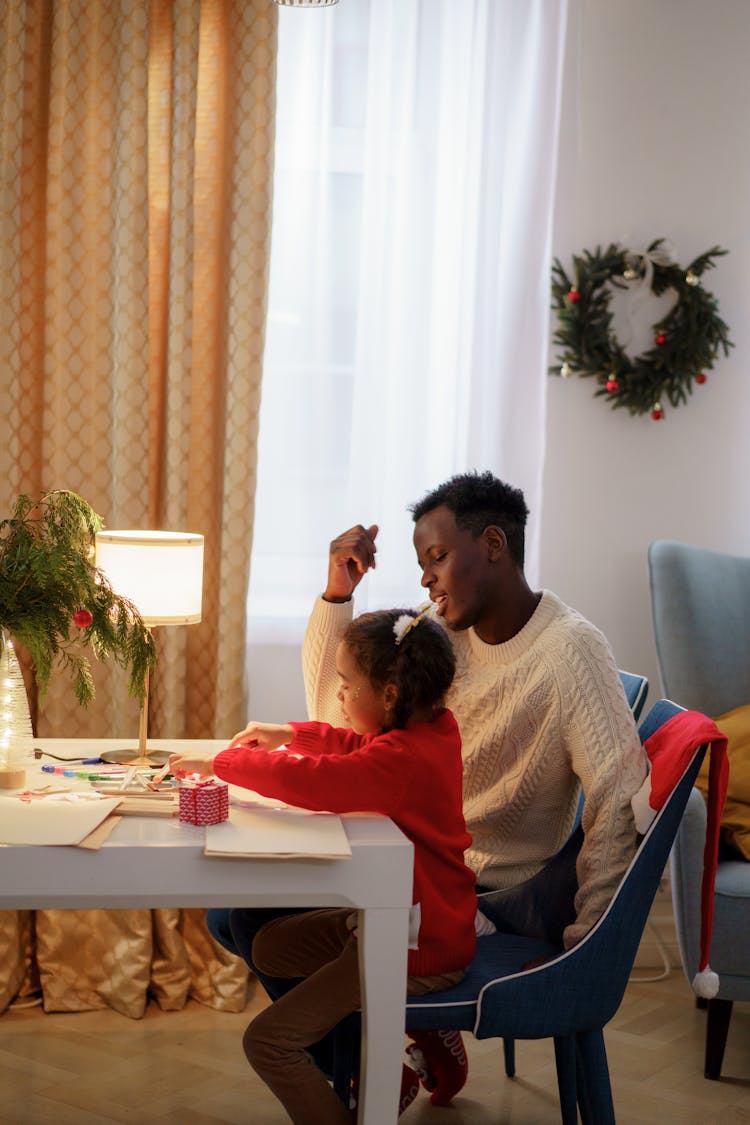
[0,635,34,772]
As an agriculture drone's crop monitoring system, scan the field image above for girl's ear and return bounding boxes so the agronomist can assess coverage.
[383,682,398,711]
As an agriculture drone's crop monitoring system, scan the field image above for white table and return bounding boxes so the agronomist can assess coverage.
[0,740,415,1125]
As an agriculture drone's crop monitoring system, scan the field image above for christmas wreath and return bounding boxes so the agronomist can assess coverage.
[550,239,733,418]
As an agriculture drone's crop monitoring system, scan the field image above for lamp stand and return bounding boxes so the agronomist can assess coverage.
[99,667,170,768]
[128,668,166,768]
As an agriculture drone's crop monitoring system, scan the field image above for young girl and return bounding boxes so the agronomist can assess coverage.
[169,606,477,1124]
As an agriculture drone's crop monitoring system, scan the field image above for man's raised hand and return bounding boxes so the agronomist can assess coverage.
[323,523,379,602]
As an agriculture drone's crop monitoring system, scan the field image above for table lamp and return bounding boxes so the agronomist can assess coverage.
[94,531,204,767]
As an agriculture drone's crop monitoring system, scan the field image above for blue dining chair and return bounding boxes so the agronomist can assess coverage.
[498,668,648,1079]
[618,669,649,721]
[402,699,708,1124]
[333,673,651,1109]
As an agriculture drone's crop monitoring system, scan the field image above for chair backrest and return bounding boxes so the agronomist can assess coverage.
[648,539,750,716]
[473,699,708,1039]
[619,670,648,721]
[568,671,647,832]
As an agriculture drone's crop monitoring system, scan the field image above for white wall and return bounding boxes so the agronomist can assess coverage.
[247,0,750,722]
[540,0,750,702]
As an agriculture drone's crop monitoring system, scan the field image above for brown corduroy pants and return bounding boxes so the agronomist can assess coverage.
[243,908,466,1125]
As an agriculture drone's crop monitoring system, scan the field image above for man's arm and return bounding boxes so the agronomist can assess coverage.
[301,523,379,722]
[302,596,353,722]
[563,633,648,948]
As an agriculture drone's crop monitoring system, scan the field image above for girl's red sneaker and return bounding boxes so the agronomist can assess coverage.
[405,1028,468,1106]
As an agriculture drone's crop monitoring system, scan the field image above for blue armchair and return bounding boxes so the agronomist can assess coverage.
[648,538,750,1079]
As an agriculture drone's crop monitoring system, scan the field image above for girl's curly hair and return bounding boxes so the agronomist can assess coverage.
[343,608,455,730]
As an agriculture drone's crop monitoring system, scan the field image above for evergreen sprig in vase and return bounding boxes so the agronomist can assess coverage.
[0,490,156,784]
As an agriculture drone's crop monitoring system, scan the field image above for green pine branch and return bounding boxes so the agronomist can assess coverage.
[0,491,156,707]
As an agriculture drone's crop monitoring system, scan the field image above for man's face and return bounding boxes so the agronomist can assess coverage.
[413,504,492,633]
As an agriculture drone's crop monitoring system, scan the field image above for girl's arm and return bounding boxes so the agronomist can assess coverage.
[169,723,294,777]
[228,722,294,750]
[287,720,364,757]
[212,726,409,815]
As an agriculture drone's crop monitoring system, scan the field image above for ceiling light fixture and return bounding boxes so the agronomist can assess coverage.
[273,0,339,7]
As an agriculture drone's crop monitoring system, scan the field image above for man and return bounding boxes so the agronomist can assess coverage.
[304,470,647,950]
[210,469,647,1103]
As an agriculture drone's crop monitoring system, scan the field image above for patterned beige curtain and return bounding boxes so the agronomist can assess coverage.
[1,0,276,742]
[0,0,277,1016]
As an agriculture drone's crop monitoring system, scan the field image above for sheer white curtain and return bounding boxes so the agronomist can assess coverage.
[247,0,567,671]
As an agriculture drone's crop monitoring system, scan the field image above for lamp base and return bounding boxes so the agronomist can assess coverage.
[98,748,171,767]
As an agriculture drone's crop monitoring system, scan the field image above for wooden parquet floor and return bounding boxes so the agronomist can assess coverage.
[0,891,748,1125]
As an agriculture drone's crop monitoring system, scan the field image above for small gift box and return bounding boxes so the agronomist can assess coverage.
[178,778,229,826]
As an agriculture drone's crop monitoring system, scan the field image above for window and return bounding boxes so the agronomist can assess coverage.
[249,0,568,633]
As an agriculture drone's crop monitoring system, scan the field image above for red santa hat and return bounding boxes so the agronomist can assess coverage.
[631,709,729,999]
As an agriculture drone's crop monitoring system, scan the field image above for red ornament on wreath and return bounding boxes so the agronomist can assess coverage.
[695,373,708,385]
[651,403,665,421]
[567,287,581,303]
[73,608,93,628]
[606,378,620,393]
[655,333,667,346]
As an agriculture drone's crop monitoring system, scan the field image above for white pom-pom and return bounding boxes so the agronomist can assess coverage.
[692,966,720,999]
[630,768,656,834]
[393,614,414,645]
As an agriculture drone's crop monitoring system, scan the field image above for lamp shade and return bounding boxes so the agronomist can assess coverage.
[95,531,204,626]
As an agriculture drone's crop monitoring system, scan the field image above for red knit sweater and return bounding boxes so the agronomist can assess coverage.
[212,708,477,976]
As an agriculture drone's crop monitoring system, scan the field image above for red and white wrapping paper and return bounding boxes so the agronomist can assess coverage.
[179,779,229,826]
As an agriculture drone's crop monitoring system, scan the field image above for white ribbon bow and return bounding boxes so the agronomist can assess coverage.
[621,240,677,351]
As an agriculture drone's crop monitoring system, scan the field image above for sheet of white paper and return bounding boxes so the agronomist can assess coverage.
[0,797,122,846]
[204,805,352,859]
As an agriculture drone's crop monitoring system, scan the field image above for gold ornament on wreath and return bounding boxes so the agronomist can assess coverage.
[550,239,733,419]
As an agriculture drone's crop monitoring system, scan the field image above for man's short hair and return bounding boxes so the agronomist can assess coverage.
[410,470,529,567]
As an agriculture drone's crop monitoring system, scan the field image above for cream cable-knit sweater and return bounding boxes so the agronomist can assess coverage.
[302,590,647,948]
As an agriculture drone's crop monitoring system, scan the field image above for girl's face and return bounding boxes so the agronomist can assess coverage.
[335,641,394,735]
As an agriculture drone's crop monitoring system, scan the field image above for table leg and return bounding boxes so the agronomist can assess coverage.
[356,906,410,1125]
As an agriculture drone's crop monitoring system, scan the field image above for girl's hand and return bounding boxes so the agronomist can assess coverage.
[168,750,217,779]
[228,722,294,751]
